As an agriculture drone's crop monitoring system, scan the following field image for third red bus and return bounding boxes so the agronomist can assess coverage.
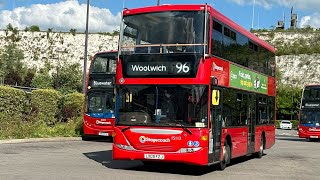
[83,51,117,140]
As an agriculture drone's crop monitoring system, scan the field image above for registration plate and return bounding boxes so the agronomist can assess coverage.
[98,132,109,136]
[144,154,165,160]
[310,136,319,138]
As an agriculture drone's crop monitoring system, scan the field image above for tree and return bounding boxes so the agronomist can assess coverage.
[31,73,54,89]
[112,30,120,36]
[70,28,77,36]
[5,23,21,43]
[31,60,53,89]
[276,84,302,120]
[52,62,82,93]
[23,68,36,87]
[0,44,25,86]
[24,27,30,32]
[29,25,40,32]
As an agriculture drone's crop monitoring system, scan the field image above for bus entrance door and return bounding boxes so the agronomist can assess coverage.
[209,87,223,164]
[247,94,256,154]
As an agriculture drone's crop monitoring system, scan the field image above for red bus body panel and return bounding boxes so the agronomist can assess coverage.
[299,125,320,139]
[255,125,275,150]
[221,127,248,158]
[83,114,115,136]
[112,126,210,165]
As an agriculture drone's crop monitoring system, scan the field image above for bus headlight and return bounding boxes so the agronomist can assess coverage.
[178,147,202,153]
[115,143,135,150]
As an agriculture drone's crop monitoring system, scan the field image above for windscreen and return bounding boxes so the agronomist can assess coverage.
[117,85,208,127]
[302,86,320,100]
[91,53,117,73]
[120,11,206,54]
[300,110,320,127]
[86,91,115,118]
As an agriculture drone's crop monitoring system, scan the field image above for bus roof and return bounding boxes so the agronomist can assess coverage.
[304,84,320,88]
[123,4,275,53]
[94,50,118,56]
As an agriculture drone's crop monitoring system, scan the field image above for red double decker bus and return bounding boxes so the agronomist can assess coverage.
[113,4,276,169]
[83,51,117,140]
[298,84,320,141]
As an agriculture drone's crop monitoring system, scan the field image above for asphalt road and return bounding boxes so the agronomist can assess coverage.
[0,131,319,180]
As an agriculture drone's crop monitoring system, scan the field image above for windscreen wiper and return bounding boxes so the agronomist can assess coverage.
[177,124,192,135]
[121,126,131,133]
[121,123,148,133]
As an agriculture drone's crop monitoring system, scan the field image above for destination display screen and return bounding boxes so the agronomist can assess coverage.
[127,61,192,76]
[301,101,320,108]
[89,77,114,88]
[121,54,201,78]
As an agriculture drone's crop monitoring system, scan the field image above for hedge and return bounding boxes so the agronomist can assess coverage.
[30,89,62,125]
[0,86,26,122]
[62,92,84,120]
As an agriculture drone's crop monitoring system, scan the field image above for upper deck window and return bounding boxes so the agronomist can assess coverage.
[120,11,206,54]
[91,55,117,74]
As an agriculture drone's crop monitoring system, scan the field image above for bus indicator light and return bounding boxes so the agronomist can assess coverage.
[201,135,208,141]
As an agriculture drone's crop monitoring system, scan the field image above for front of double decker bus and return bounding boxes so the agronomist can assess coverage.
[298,85,320,140]
[112,4,213,165]
[83,52,117,138]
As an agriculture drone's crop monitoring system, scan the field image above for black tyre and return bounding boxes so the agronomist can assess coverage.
[256,136,264,158]
[309,138,318,142]
[219,143,230,171]
[81,135,91,141]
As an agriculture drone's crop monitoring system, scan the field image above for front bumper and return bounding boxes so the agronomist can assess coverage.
[112,144,209,166]
[299,130,320,139]
[280,126,292,129]
[83,122,114,136]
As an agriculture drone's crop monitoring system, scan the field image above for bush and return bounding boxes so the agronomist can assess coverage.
[31,117,83,138]
[31,73,54,89]
[62,92,84,120]
[30,89,62,125]
[0,86,26,122]
[0,117,83,140]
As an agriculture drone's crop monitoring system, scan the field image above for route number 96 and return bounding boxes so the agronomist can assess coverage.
[175,62,190,73]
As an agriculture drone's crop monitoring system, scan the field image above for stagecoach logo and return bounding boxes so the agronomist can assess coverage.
[212,62,223,71]
[96,120,111,125]
[139,136,170,143]
[309,127,320,131]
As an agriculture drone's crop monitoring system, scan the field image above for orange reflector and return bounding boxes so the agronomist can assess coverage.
[111,131,116,137]
[201,135,208,141]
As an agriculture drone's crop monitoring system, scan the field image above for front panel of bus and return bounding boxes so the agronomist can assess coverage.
[113,6,213,166]
[299,86,320,139]
[83,53,117,137]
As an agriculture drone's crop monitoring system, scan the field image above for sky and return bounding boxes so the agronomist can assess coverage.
[0,0,319,32]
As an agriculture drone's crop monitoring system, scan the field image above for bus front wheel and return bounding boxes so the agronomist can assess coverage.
[219,143,230,170]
